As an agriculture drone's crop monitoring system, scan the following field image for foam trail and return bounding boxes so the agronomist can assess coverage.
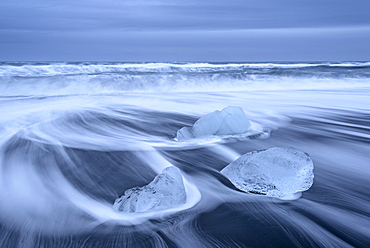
[0,140,95,234]
[209,145,241,162]
[0,140,201,231]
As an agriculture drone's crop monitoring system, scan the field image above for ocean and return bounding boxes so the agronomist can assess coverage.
[0,62,369,247]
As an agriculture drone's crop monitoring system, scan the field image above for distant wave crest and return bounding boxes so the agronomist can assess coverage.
[1,61,370,77]
[0,62,369,97]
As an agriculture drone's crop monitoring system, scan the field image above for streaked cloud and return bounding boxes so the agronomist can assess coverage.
[0,0,369,61]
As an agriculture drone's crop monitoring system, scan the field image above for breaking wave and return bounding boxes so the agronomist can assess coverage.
[2,61,370,77]
[1,62,370,97]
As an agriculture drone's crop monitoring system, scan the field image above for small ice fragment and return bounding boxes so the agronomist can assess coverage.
[176,106,251,140]
[221,147,314,197]
[113,167,186,213]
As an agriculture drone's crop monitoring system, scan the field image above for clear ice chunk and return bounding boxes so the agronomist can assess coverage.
[221,147,314,197]
[176,106,251,140]
[113,167,186,213]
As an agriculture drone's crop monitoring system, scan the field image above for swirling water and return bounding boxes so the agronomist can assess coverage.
[0,62,369,247]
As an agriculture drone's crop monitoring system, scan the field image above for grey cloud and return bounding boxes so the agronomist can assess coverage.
[1,27,369,61]
[1,0,370,32]
[0,0,369,61]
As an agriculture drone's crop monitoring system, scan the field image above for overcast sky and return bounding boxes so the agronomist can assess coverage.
[1,0,369,61]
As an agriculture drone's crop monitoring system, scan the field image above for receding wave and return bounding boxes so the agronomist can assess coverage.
[0,62,369,247]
